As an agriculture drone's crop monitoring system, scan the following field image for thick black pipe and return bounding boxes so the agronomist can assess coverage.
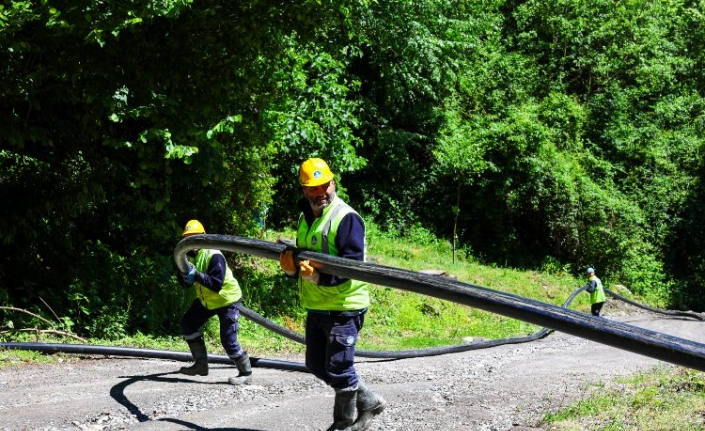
[235,279,700,359]
[238,302,552,359]
[605,288,705,321]
[0,342,309,373]
[175,234,705,372]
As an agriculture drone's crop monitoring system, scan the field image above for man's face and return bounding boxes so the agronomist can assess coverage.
[302,180,336,215]
[182,234,200,257]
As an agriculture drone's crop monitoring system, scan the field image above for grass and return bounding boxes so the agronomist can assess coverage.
[541,365,705,430]
[0,346,67,366]
[347,223,589,352]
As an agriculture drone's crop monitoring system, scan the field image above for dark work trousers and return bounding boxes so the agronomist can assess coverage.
[180,299,246,360]
[591,301,605,316]
[305,311,365,391]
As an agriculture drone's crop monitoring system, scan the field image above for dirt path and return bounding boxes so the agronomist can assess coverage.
[1,311,704,431]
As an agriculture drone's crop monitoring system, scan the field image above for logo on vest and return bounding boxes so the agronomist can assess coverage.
[311,236,318,246]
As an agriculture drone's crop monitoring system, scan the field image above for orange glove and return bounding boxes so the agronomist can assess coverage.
[279,250,297,276]
[299,260,320,284]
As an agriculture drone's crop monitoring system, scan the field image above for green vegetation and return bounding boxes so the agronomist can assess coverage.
[1,225,595,360]
[2,5,704,430]
[542,365,705,431]
[3,228,702,431]
[2,1,705,339]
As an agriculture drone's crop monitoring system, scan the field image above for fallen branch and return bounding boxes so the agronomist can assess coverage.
[0,306,87,343]
[0,306,57,330]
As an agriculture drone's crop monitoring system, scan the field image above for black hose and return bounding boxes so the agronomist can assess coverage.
[605,288,705,321]
[0,342,309,373]
[238,293,552,359]
[240,278,685,359]
[177,234,556,359]
[3,235,702,372]
[173,234,705,372]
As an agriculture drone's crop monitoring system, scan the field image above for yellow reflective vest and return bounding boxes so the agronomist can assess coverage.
[188,249,241,309]
[296,196,370,311]
[588,275,606,305]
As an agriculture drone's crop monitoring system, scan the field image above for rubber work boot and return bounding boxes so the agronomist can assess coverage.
[344,381,386,431]
[228,353,253,385]
[326,390,357,431]
[180,337,209,376]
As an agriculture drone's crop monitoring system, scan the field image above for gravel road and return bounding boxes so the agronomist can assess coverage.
[1,308,704,431]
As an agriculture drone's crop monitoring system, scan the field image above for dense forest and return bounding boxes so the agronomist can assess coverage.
[2,0,704,337]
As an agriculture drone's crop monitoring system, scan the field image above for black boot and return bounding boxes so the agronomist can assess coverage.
[228,353,252,385]
[345,381,386,431]
[326,390,357,431]
[180,337,209,376]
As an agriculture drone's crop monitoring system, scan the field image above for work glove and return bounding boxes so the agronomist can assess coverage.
[299,260,320,284]
[280,250,297,276]
[184,265,199,284]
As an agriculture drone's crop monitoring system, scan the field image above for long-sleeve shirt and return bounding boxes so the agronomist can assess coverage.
[178,252,226,293]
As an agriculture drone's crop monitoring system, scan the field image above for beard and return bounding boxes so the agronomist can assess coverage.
[307,191,335,214]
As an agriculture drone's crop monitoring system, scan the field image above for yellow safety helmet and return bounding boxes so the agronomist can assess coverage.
[300,158,334,187]
[182,219,206,236]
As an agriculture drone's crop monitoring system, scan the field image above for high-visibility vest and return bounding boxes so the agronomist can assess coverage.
[188,249,242,309]
[296,196,370,311]
[589,275,606,305]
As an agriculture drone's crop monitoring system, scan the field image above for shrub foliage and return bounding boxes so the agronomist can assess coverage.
[2,0,705,337]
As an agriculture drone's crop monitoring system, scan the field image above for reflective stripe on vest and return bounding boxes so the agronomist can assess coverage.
[321,202,346,255]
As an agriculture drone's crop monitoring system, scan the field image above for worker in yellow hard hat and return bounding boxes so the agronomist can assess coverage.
[279,158,386,431]
[177,219,252,385]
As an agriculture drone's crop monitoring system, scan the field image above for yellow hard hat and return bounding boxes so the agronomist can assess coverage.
[182,219,206,236]
[300,158,334,187]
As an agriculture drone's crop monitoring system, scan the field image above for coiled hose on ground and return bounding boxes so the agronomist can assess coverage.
[2,235,704,372]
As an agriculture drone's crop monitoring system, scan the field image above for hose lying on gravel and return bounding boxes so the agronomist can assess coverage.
[0,341,309,373]
[604,288,705,321]
[239,283,703,359]
[172,235,705,372]
[2,235,704,372]
[237,292,556,359]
